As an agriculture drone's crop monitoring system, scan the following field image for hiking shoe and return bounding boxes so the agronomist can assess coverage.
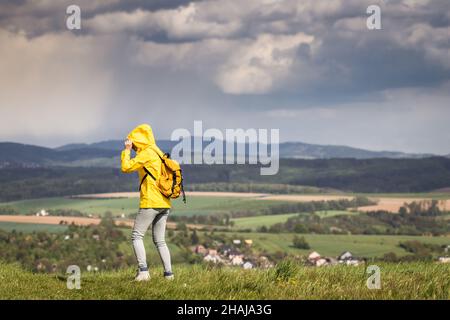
[164,272,174,280]
[135,270,150,282]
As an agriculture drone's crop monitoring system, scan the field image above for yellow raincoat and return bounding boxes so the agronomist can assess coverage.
[121,124,171,209]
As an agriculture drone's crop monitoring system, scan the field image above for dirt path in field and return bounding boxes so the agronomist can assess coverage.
[0,215,207,230]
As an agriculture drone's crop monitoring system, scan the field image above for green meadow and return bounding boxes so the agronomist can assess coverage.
[1,192,449,217]
[0,222,68,233]
[231,213,300,230]
[230,210,359,230]
[0,262,448,299]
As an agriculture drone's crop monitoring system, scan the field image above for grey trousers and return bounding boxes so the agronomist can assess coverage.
[131,208,172,273]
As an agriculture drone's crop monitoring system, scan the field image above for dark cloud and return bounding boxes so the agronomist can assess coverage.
[0,0,449,153]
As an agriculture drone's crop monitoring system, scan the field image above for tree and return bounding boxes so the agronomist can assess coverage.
[292,236,310,249]
[191,230,199,245]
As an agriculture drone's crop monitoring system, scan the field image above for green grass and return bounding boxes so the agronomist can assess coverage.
[314,210,358,218]
[216,232,450,258]
[0,222,68,233]
[231,213,300,230]
[0,262,448,299]
[230,211,357,230]
[0,197,140,216]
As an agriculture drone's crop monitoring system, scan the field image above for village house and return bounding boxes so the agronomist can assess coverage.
[36,262,45,271]
[307,251,359,267]
[258,256,274,269]
[438,256,450,264]
[35,209,49,217]
[230,254,244,266]
[204,253,223,264]
[308,251,321,263]
[244,239,253,246]
[338,251,353,260]
[218,244,233,256]
[307,251,330,267]
[207,249,218,256]
[338,251,362,266]
[194,245,207,255]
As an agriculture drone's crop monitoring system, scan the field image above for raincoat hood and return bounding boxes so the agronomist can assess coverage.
[127,124,156,152]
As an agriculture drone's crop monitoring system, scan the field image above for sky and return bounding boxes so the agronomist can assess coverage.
[0,0,449,154]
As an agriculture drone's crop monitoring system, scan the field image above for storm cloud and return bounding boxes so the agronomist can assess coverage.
[0,0,449,153]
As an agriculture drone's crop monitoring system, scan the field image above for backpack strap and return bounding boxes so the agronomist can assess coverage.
[139,167,156,191]
[181,176,186,204]
[138,146,163,191]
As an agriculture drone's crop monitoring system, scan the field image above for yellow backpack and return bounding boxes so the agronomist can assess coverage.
[139,147,186,203]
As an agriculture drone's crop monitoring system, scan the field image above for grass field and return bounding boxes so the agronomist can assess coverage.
[0,262,448,299]
[0,222,68,233]
[230,211,358,230]
[1,191,449,217]
[314,210,359,217]
[217,232,450,258]
[231,213,300,230]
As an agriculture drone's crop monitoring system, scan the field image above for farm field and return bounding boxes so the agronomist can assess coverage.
[231,213,300,230]
[230,211,357,230]
[0,221,68,233]
[217,232,450,258]
[0,195,286,217]
[2,191,450,217]
[0,262,448,299]
[313,210,359,217]
[0,215,211,231]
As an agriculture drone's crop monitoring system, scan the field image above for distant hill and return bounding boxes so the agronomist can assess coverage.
[0,140,437,168]
[57,139,433,159]
[0,142,117,168]
[55,140,124,151]
[278,142,431,159]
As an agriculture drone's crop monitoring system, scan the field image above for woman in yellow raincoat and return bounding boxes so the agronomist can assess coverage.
[121,124,173,281]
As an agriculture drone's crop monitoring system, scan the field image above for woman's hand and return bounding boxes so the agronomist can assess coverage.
[124,139,133,151]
